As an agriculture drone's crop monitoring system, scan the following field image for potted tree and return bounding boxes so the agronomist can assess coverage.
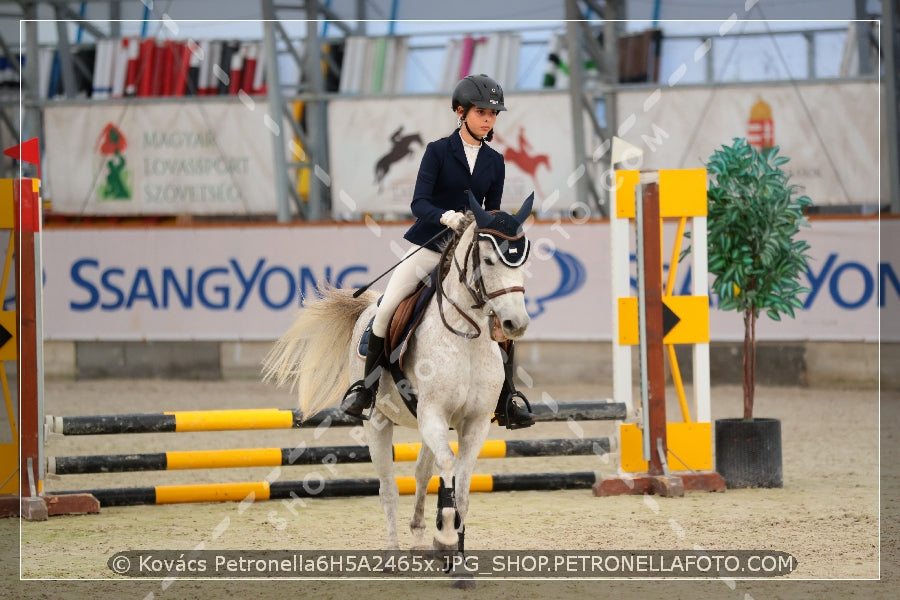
[705,137,812,488]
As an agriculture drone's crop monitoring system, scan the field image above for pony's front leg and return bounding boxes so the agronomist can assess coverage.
[418,409,459,549]
[439,417,489,590]
[365,414,400,551]
[410,443,435,550]
[452,417,492,553]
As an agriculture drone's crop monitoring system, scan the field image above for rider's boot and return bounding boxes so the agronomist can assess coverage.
[340,333,385,419]
[492,340,535,429]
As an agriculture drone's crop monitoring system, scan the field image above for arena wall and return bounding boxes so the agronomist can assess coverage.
[41,339,890,389]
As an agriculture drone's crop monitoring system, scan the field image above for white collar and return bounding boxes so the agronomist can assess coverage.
[459,130,482,149]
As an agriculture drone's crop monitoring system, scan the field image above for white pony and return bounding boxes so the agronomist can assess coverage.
[263,193,533,583]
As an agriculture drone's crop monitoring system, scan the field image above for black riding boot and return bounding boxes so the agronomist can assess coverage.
[493,341,535,429]
[340,333,385,419]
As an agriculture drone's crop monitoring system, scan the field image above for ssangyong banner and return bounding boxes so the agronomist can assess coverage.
[43,101,287,215]
[616,81,881,207]
[39,218,889,342]
[327,92,580,218]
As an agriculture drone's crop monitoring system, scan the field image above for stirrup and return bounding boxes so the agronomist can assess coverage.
[493,390,535,430]
[340,380,374,420]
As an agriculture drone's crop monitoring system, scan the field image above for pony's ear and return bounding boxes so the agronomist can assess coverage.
[468,190,493,228]
[514,192,534,226]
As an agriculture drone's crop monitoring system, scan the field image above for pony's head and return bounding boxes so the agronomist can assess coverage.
[468,191,532,268]
[461,191,534,341]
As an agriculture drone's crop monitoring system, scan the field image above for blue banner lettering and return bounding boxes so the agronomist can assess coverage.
[67,258,369,312]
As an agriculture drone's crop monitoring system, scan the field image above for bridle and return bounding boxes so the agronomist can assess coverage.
[435,224,526,339]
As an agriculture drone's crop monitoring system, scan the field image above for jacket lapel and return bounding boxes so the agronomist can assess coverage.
[449,130,471,173]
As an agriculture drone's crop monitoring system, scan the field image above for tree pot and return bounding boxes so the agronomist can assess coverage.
[714,417,783,488]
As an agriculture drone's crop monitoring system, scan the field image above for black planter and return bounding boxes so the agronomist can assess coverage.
[714,418,783,488]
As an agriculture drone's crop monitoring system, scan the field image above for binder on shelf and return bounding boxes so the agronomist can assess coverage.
[468,34,491,80]
[172,42,192,96]
[136,38,156,97]
[123,37,141,96]
[440,38,462,91]
[148,41,167,96]
[251,43,266,94]
[198,40,214,95]
[227,43,244,95]
[358,39,377,93]
[458,35,479,79]
[46,50,60,98]
[217,41,238,94]
[160,40,176,96]
[388,38,408,94]
[73,46,96,97]
[91,39,112,99]
[323,41,343,92]
[338,36,364,93]
[186,41,202,95]
[38,48,55,99]
[371,38,387,93]
[240,42,258,93]
[110,38,133,98]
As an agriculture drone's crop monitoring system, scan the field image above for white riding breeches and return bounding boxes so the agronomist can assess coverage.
[371,245,441,338]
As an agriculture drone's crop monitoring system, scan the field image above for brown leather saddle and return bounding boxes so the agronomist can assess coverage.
[385,282,432,369]
[356,273,437,371]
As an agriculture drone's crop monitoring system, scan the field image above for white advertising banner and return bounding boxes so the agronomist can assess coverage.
[40,218,889,342]
[615,81,881,207]
[327,92,578,217]
[43,101,286,215]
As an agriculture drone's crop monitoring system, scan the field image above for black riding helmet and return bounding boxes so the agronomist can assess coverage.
[452,74,507,112]
[452,74,506,142]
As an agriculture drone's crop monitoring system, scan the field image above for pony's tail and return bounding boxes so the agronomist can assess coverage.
[261,284,379,418]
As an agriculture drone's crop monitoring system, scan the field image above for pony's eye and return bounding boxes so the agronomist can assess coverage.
[483,255,495,266]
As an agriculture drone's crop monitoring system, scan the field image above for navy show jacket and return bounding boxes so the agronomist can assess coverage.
[403,129,505,251]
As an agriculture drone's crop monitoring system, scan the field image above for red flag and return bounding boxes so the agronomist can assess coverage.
[3,137,41,179]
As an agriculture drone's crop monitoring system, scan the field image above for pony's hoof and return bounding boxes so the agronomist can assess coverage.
[434,507,458,548]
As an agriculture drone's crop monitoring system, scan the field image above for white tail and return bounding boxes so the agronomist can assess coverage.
[261,285,379,417]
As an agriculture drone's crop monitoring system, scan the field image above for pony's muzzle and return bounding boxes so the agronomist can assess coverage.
[500,315,529,340]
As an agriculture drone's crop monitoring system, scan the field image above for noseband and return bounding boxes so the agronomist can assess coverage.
[435,225,526,339]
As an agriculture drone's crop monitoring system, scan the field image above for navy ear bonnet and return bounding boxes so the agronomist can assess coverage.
[476,212,530,267]
[468,191,533,268]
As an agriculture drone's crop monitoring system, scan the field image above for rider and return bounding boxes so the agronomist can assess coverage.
[340,73,535,430]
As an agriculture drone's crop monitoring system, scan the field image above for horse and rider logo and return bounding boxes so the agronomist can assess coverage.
[494,127,551,199]
[95,123,132,201]
[374,126,423,189]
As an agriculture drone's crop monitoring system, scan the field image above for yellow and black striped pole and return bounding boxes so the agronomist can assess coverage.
[49,437,611,474]
[47,401,627,435]
[56,471,598,507]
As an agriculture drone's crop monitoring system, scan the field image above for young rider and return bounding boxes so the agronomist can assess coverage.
[340,73,535,430]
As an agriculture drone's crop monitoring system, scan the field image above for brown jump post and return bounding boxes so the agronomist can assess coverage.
[641,182,668,478]
[15,179,47,520]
